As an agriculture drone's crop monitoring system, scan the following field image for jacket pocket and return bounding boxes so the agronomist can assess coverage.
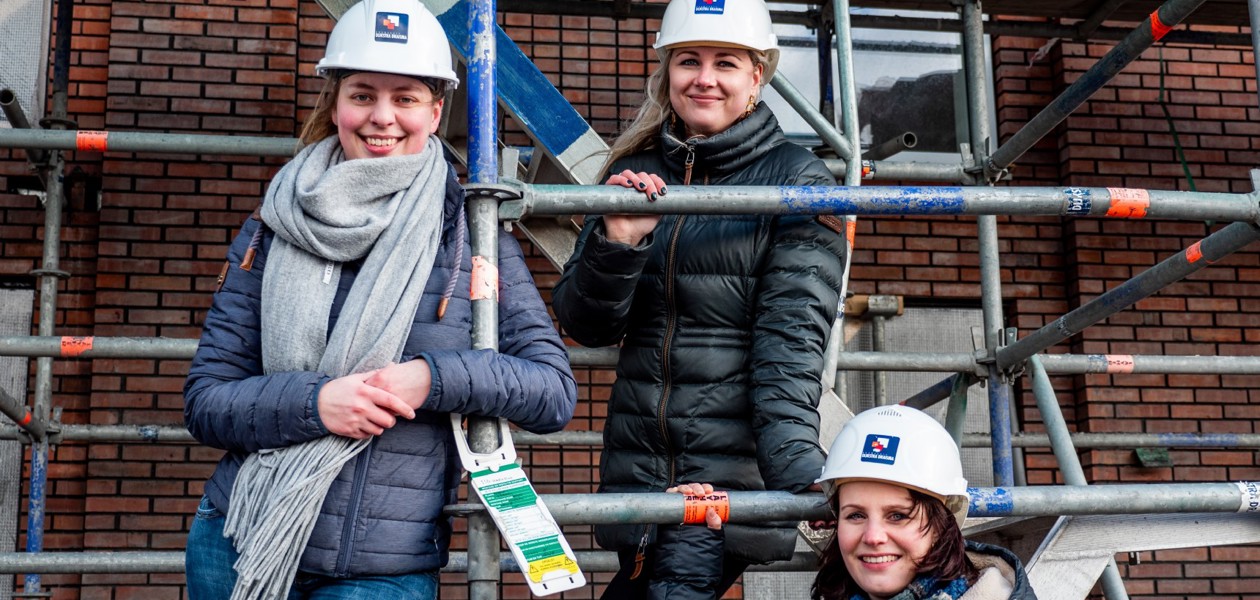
[194,495,223,520]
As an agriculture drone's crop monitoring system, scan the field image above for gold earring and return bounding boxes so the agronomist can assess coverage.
[744,95,757,118]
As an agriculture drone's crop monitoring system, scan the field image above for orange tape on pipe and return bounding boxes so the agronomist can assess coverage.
[60,336,94,357]
[75,130,109,152]
[682,491,730,524]
[470,256,498,301]
[1149,10,1173,41]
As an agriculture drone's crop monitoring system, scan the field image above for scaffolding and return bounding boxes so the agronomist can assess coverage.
[0,0,1259,598]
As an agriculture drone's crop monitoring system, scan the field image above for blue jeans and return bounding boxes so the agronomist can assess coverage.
[186,496,439,600]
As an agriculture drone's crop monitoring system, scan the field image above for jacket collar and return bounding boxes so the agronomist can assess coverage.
[656,103,786,181]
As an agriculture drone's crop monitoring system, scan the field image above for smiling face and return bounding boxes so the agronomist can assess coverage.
[333,72,443,160]
[835,480,936,600]
[667,45,762,137]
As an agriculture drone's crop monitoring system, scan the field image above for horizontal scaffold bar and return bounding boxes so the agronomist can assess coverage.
[0,128,297,157]
[13,336,1260,375]
[824,159,974,184]
[503,183,1260,222]
[510,484,1260,524]
[0,550,821,574]
[5,425,1260,450]
[0,482,1253,574]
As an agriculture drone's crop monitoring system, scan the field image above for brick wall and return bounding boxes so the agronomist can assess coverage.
[0,2,1257,599]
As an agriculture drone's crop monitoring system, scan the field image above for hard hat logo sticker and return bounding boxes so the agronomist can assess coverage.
[694,0,725,15]
[375,12,409,44]
[860,434,900,465]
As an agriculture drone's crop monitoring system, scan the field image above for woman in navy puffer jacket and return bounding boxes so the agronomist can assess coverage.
[182,2,576,599]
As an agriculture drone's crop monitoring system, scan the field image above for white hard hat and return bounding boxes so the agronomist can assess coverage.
[817,405,970,525]
[653,0,781,82]
[317,0,460,88]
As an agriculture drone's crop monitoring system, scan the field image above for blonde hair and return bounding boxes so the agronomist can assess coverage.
[298,71,452,146]
[601,48,768,175]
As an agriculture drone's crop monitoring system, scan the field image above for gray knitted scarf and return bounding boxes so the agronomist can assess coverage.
[224,134,448,600]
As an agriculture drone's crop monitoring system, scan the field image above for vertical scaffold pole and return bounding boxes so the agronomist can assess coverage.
[821,0,862,402]
[466,0,501,598]
[26,0,75,594]
[833,0,861,188]
[1250,0,1260,112]
[962,0,1015,486]
[816,11,836,125]
[1028,357,1130,600]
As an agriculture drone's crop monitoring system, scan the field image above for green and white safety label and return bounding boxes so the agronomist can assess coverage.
[469,463,585,595]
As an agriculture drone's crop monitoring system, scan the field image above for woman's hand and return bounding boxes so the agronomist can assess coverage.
[603,170,667,247]
[805,483,837,529]
[666,482,724,530]
[364,359,433,411]
[317,370,416,439]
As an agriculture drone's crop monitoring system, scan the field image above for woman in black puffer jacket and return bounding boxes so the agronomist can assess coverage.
[552,1,848,598]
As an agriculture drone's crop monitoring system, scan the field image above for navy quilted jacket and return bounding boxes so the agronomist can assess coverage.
[184,169,577,576]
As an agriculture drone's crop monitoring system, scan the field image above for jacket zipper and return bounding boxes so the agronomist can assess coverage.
[657,142,697,489]
[335,437,375,576]
[659,214,686,489]
[655,143,705,489]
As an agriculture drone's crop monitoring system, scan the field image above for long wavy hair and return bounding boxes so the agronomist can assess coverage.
[298,71,451,145]
[811,488,977,600]
[600,48,769,175]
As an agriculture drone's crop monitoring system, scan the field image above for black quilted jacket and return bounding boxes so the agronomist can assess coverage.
[553,104,847,563]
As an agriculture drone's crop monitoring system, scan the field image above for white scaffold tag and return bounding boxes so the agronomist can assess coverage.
[1238,481,1260,513]
[452,415,586,596]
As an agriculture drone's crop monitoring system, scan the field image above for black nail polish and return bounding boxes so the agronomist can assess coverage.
[650,192,658,202]
[638,181,646,190]
[660,187,668,195]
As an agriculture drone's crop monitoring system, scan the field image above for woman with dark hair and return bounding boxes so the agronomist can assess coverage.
[813,406,1037,600]
[552,0,848,597]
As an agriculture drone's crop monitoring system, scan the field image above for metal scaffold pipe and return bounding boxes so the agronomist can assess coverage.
[26,0,75,592]
[0,550,822,575]
[11,335,1260,377]
[961,0,1016,487]
[902,373,975,410]
[1030,355,1130,599]
[824,159,974,184]
[833,0,862,187]
[997,222,1260,370]
[0,336,198,359]
[1252,0,1260,111]
[0,128,298,157]
[848,14,1251,47]
[0,89,49,165]
[862,132,917,162]
[453,484,1259,524]
[986,0,1209,178]
[466,1,502,597]
[0,389,46,441]
[770,75,854,161]
[2,425,1259,450]
[968,483,1259,516]
[505,184,1259,222]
